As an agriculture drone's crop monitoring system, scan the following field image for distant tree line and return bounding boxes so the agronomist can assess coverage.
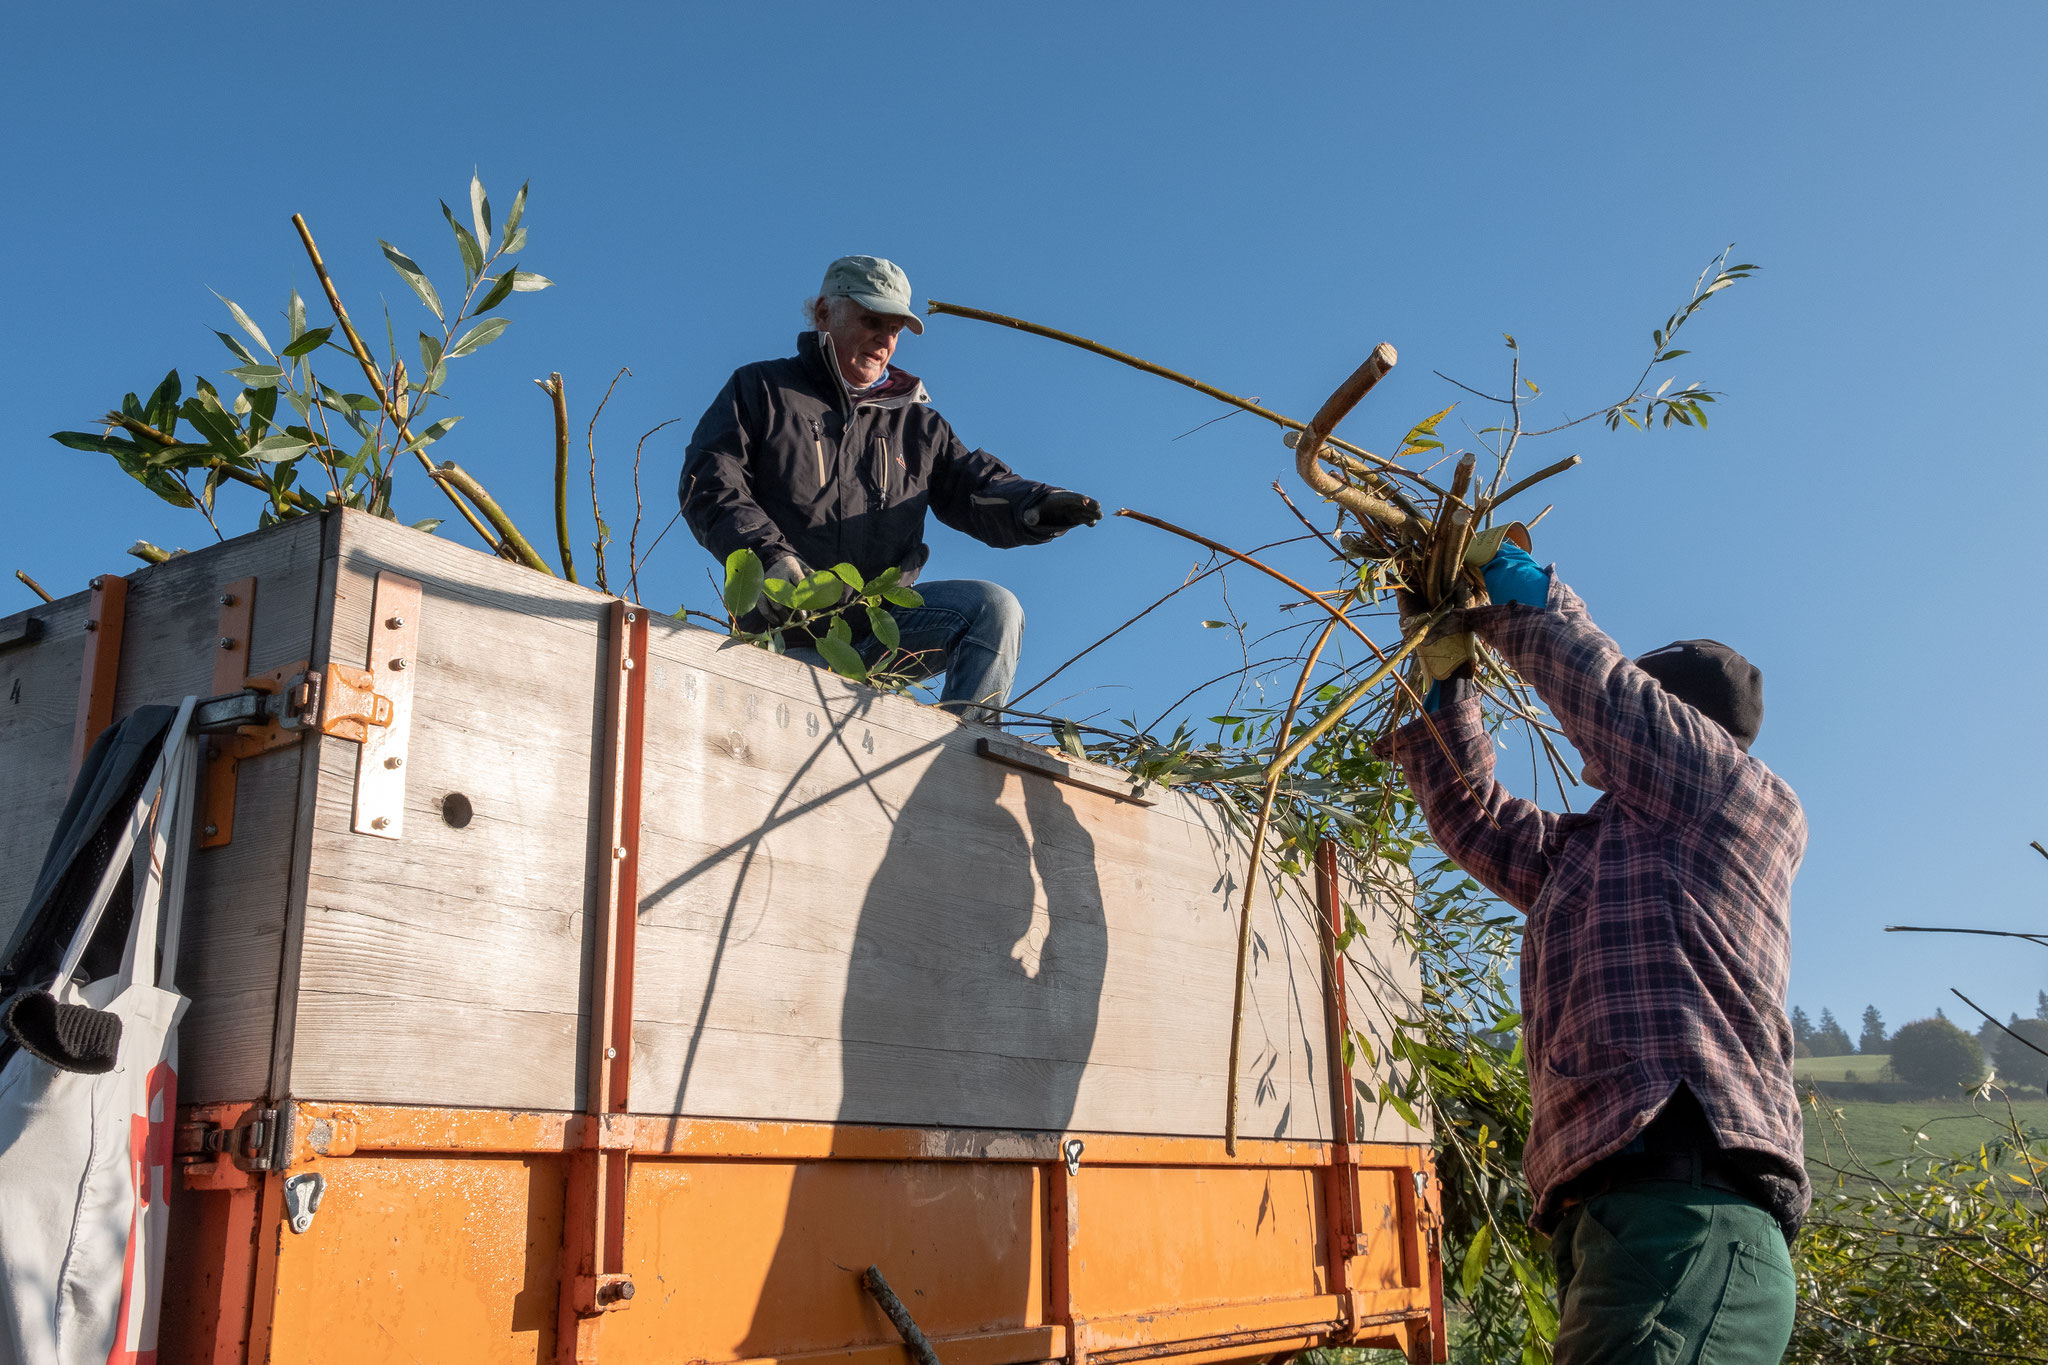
[1791,991,2048,1094]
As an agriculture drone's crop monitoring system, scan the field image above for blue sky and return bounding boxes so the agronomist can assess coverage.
[5,3,2044,1036]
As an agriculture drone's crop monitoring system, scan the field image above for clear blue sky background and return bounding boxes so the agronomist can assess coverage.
[6,4,2044,1038]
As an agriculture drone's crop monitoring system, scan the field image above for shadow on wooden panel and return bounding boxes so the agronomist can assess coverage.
[737,757,1106,1348]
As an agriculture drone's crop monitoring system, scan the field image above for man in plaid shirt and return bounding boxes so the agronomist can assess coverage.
[1383,537,1806,1364]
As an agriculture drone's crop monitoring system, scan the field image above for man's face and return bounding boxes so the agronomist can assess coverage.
[818,300,908,386]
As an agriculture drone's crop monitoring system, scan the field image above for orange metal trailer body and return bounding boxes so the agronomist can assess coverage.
[0,511,1447,1364]
[164,1109,1443,1363]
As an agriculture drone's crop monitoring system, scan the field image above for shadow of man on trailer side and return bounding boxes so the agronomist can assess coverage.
[740,756,1108,1350]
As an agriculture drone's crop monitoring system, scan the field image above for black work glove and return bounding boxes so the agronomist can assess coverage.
[1022,489,1103,535]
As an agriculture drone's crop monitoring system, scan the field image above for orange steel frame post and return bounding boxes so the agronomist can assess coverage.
[70,571,129,776]
[558,599,650,1362]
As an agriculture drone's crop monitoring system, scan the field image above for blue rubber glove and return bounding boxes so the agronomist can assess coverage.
[1482,540,1549,608]
[1422,539,1549,711]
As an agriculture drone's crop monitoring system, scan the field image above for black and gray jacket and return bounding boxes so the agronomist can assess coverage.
[681,332,1061,632]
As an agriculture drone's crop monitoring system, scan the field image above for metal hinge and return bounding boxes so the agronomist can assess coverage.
[174,1102,295,1172]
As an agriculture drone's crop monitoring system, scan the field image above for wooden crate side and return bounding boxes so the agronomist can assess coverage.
[626,614,1338,1141]
[285,510,609,1110]
[1340,859,1431,1146]
[1,519,326,1103]
[0,592,91,952]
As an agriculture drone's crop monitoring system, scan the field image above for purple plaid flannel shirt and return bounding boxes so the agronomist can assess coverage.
[1384,575,1808,1229]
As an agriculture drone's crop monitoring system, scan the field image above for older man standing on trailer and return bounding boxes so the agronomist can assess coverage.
[680,255,1100,724]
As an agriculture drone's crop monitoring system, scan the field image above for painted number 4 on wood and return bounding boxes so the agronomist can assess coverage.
[354,572,422,839]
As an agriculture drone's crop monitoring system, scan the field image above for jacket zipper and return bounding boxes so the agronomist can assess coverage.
[876,437,888,500]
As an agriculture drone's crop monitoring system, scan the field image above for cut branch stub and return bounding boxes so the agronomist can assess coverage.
[1292,343,1414,538]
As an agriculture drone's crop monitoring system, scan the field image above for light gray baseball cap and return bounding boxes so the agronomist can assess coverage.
[819,255,924,334]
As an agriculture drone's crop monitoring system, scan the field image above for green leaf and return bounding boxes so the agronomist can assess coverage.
[502,227,528,255]
[411,518,444,533]
[51,430,141,456]
[227,364,287,389]
[446,316,511,358]
[441,200,484,280]
[882,586,923,609]
[281,326,333,359]
[817,617,867,681]
[181,393,245,453]
[1459,1221,1493,1297]
[870,565,902,592]
[288,288,307,343]
[473,267,517,315]
[722,548,765,616]
[1055,720,1086,758]
[790,570,846,612]
[829,562,865,591]
[1523,378,1540,395]
[509,271,554,292]
[214,330,257,365]
[469,173,492,250]
[247,434,312,462]
[1200,620,1228,629]
[866,604,900,649]
[419,332,444,375]
[380,241,444,321]
[500,180,528,252]
[144,370,182,433]
[762,578,798,608]
[400,416,462,453]
[214,292,275,358]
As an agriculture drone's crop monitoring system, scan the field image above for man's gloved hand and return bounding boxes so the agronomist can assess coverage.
[1022,490,1103,535]
[1464,522,1547,608]
[761,555,815,627]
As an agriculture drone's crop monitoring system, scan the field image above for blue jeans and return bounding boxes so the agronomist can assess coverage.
[787,579,1023,725]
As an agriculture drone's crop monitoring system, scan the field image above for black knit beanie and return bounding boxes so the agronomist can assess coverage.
[1634,639,1763,751]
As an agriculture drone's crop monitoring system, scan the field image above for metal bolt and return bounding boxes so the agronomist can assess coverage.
[386,616,405,629]
[219,593,237,606]
[597,1279,634,1306]
[371,816,390,830]
[89,576,104,590]
[622,657,636,670]
[605,1047,616,1059]
[384,756,403,769]
[390,658,407,670]
[219,636,236,650]
[203,823,219,837]
[624,612,637,624]
[612,846,628,860]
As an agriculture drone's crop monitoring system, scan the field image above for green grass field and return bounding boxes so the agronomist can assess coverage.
[1792,1053,1888,1084]
[1803,1095,2048,1174]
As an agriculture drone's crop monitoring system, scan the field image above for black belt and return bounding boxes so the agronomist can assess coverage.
[1562,1149,1750,1207]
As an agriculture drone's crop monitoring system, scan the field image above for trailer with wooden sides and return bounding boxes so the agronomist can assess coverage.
[0,509,1446,1365]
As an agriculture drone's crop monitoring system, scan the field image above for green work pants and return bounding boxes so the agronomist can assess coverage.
[1549,1181,1796,1365]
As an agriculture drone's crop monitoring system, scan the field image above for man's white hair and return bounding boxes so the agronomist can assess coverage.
[801,294,861,329]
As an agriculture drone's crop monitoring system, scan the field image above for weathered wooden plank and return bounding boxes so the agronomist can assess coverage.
[111,517,328,1102]
[625,613,1342,1139]
[0,592,90,952]
[0,519,327,1101]
[285,510,608,1110]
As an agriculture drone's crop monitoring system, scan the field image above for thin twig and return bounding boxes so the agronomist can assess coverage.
[1885,926,2048,948]
[15,570,54,602]
[927,300,1443,495]
[1951,988,2048,1064]
[1226,615,1341,1154]
[290,213,516,559]
[1114,506,1498,830]
[628,418,682,603]
[1484,454,1582,514]
[586,366,631,592]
